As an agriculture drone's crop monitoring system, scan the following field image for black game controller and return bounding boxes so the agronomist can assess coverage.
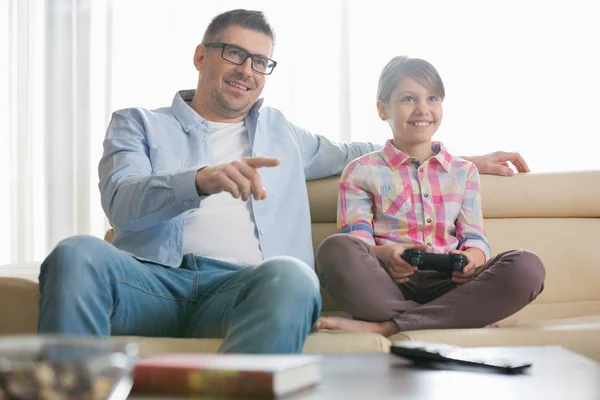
[401,249,466,273]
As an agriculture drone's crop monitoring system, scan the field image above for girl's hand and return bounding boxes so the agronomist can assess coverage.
[449,248,485,284]
[372,243,428,284]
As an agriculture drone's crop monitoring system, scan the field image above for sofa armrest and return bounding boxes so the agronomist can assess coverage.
[0,277,39,334]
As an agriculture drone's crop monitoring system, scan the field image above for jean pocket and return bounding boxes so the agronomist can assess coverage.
[380,184,412,215]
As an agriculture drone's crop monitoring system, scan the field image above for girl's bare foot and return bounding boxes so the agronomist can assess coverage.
[314,316,399,337]
[486,322,501,328]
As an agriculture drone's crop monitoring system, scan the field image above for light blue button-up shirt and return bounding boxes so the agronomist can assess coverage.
[98,90,379,268]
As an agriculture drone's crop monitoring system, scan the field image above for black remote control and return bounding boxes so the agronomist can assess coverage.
[401,249,466,273]
[391,341,532,374]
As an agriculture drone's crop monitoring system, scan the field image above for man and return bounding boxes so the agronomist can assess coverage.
[38,9,529,353]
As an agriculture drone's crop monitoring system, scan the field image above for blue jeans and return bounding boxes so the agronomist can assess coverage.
[38,235,322,353]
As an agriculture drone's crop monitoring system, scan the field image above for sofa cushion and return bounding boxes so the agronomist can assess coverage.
[484,218,600,304]
[388,302,600,362]
[389,325,600,362]
[499,301,600,327]
[119,331,391,356]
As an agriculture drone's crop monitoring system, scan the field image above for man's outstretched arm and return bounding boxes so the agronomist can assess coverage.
[462,151,530,176]
[99,110,208,232]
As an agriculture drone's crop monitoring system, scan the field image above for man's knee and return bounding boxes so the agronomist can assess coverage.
[252,256,321,310]
[41,235,112,284]
[255,256,319,293]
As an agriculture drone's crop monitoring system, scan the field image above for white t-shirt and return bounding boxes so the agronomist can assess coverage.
[182,120,263,265]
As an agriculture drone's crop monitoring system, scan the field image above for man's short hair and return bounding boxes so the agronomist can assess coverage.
[202,9,276,44]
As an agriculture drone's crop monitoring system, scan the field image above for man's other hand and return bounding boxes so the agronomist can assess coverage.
[195,157,281,201]
[467,151,530,176]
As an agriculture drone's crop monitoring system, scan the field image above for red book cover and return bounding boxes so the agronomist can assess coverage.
[132,353,321,398]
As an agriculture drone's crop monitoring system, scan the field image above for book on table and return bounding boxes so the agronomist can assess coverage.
[132,353,322,398]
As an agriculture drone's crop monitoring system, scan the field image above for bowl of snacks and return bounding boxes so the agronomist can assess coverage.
[0,336,139,400]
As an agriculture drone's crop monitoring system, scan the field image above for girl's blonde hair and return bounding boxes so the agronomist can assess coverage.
[377,56,445,103]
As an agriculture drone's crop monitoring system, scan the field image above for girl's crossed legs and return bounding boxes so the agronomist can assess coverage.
[315,234,545,336]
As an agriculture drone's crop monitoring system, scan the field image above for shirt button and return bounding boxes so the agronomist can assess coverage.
[186,125,192,130]
[259,229,265,235]
[419,168,424,173]
[427,218,432,223]
[183,201,190,208]
[427,242,433,247]
[424,193,429,198]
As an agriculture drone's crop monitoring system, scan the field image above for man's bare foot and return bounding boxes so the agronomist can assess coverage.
[314,317,399,337]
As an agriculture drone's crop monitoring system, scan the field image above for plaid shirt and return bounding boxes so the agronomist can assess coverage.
[338,140,491,260]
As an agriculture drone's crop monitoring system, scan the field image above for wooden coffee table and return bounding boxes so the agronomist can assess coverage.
[132,346,600,399]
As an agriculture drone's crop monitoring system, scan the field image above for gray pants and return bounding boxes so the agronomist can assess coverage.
[316,234,546,331]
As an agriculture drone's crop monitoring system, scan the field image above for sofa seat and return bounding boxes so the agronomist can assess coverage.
[389,297,600,356]
[121,330,391,357]
[390,320,600,362]
[387,300,600,361]
[499,301,600,327]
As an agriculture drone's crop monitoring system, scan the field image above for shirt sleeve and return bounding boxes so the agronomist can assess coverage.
[287,121,381,180]
[455,164,491,260]
[98,110,208,232]
[337,161,376,246]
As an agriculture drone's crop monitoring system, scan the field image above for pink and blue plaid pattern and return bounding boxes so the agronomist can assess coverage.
[338,140,491,260]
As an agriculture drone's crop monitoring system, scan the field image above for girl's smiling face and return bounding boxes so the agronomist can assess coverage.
[379,77,443,147]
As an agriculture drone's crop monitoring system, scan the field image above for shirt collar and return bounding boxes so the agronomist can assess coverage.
[172,89,264,134]
[380,140,453,172]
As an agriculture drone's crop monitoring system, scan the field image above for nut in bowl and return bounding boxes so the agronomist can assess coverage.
[0,336,139,400]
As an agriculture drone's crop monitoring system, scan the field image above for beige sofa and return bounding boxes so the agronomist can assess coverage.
[1,171,599,361]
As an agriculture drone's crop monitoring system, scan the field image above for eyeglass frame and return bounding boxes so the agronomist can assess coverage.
[204,42,278,75]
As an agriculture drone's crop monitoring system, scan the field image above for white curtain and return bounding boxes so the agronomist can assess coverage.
[2,0,111,265]
[2,0,600,265]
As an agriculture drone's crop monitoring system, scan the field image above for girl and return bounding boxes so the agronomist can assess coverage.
[315,56,545,337]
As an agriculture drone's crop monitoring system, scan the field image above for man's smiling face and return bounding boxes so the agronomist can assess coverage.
[194,25,273,122]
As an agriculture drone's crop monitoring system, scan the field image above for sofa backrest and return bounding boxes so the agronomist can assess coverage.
[307,171,600,311]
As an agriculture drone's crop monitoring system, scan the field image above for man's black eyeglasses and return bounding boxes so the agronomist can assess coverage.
[205,42,277,75]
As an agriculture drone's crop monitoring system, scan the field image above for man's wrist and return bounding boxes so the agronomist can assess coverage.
[171,167,205,211]
[195,167,208,196]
